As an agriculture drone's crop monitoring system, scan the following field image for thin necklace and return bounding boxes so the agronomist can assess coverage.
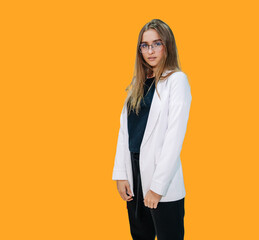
[145,78,155,95]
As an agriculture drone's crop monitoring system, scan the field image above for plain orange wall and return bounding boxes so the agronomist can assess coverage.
[1,0,259,239]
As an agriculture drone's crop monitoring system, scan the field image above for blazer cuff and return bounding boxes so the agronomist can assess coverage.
[150,180,169,196]
[112,169,128,180]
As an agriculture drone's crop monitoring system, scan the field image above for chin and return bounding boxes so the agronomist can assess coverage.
[149,63,157,67]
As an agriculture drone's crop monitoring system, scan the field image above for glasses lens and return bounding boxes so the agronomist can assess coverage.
[140,43,148,53]
[139,42,163,53]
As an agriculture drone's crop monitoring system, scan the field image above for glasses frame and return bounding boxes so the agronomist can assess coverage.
[139,41,164,53]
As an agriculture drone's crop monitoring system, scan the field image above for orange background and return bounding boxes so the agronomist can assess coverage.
[1,0,259,239]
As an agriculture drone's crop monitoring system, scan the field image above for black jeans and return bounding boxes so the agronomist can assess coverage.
[126,152,185,240]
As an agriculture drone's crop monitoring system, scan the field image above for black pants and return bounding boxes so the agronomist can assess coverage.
[126,152,185,240]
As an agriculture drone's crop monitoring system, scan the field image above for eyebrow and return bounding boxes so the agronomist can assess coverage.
[140,39,162,44]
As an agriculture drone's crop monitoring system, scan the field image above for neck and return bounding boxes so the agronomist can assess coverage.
[151,67,158,77]
[147,72,155,78]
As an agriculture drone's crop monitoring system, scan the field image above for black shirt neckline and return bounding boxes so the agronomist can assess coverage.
[145,76,155,87]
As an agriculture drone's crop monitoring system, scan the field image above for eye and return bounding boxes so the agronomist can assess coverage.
[141,43,148,48]
[155,41,162,46]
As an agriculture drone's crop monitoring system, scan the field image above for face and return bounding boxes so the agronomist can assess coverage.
[140,29,165,72]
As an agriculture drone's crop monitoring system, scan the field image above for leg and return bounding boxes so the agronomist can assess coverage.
[149,198,185,240]
[126,152,156,240]
[127,199,156,240]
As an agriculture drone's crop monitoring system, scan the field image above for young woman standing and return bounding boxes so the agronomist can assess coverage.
[112,19,192,240]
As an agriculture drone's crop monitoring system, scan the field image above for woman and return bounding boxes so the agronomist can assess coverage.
[112,19,192,240]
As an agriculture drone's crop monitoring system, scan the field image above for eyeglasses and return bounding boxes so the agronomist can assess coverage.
[139,41,164,53]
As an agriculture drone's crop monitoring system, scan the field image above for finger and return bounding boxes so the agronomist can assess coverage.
[122,192,129,201]
[119,188,127,201]
[127,196,133,201]
[122,189,133,201]
[125,194,133,201]
[149,201,155,209]
[120,193,126,201]
[125,185,133,197]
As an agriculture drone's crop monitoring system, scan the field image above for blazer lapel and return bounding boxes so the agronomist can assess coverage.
[140,80,162,150]
[123,70,172,151]
[140,70,172,150]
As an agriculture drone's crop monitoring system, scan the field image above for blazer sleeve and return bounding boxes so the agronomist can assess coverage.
[112,103,128,180]
[150,72,192,196]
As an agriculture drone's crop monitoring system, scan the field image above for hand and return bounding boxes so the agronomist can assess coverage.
[116,180,133,201]
[144,190,162,209]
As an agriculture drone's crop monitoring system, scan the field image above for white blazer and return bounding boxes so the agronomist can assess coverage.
[112,70,192,202]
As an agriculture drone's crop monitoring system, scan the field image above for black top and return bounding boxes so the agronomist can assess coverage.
[127,77,156,153]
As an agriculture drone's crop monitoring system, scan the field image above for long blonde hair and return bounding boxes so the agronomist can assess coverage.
[125,19,182,116]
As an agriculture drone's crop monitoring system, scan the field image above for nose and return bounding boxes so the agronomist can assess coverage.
[148,45,154,53]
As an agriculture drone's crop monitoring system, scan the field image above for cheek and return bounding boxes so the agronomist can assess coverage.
[143,54,148,60]
[143,55,150,63]
[158,50,165,60]
[160,48,165,57]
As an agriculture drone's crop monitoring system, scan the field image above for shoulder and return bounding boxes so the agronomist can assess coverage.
[167,71,189,85]
[166,71,192,103]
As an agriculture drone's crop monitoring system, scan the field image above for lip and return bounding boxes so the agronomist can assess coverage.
[148,57,156,61]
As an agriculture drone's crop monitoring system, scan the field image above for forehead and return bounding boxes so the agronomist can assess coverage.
[141,29,161,43]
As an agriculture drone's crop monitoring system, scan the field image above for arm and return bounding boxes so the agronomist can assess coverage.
[112,103,128,180]
[150,73,192,196]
